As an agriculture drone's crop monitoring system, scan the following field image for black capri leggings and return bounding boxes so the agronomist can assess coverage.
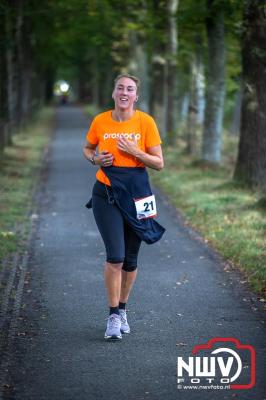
[92,180,142,271]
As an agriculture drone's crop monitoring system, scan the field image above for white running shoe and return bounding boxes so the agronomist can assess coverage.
[104,314,122,340]
[119,309,130,334]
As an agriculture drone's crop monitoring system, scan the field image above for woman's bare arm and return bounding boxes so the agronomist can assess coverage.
[117,136,164,171]
[83,142,114,166]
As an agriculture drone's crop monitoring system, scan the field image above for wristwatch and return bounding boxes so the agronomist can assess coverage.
[89,153,96,165]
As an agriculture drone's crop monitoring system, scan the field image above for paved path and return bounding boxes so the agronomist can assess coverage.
[0,106,265,400]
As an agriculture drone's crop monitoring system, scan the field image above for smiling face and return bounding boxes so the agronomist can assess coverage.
[112,77,138,111]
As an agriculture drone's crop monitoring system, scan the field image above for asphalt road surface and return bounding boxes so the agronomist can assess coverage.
[0,106,265,400]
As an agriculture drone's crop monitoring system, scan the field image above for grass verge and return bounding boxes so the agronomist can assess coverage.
[150,145,266,295]
[0,107,55,263]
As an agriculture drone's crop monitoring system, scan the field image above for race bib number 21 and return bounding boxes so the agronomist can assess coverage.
[134,194,157,220]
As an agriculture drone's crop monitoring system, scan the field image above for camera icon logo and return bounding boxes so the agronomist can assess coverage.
[177,337,256,390]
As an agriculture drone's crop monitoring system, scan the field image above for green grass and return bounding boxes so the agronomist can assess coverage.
[150,143,266,295]
[0,107,55,262]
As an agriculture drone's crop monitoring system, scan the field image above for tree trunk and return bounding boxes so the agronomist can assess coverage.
[166,0,178,144]
[100,58,113,108]
[186,57,199,155]
[128,30,149,112]
[186,34,204,155]
[6,1,17,143]
[0,3,9,151]
[21,0,34,121]
[15,0,24,129]
[179,93,189,122]
[44,69,54,104]
[234,1,266,189]
[148,1,168,137]
[78,64,93,104]
[229,79,243,136]
[131,44,149,112]
[91,54,100,106]
[201,0,226,164]
[150,53,167,138]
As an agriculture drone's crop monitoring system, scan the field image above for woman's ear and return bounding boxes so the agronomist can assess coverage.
[135,96,139,102]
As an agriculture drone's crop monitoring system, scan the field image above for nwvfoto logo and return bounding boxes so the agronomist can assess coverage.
[177,338,256,390]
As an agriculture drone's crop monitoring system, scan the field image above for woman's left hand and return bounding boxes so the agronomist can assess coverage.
[117,135,139,156]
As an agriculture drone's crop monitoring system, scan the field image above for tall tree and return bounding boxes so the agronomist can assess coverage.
[201,0,226,163]
[149,1,168,137]
[126,3,150,112]
[176,0,206,145]
[0,1,9,151]
[185,33,205,155]
[166,0,179,144]
[5,0,17,140]
[234,0,266,188]
[186,59,200,154]
[229,80,243,135]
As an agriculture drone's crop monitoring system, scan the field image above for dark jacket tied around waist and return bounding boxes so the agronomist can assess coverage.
[86,166,165,244]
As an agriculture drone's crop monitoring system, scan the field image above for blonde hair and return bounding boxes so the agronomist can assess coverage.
[114,74,141,93]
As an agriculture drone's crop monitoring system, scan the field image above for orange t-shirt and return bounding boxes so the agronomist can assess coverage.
[86,110,162,186]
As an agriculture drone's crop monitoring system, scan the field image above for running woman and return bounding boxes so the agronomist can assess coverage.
[83,74,164,340]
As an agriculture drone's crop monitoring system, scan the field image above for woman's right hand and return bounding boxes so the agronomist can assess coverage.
[95,151,114,167]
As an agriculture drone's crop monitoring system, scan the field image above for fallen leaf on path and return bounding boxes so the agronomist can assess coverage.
[3,384,11,389]
[176,342,187,347]
[223,264,231,271]
[176,273,189,285]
